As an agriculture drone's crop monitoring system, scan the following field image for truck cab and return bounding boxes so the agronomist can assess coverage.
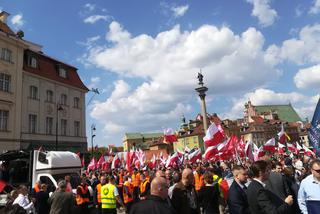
[0,150,82,206]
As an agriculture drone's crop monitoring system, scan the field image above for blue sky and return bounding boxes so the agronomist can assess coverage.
[2,0,320,147]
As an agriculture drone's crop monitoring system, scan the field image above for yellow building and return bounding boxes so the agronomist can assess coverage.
[123,132,163,151]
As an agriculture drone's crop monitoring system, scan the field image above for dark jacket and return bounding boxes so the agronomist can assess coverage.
[48,190,74,214]
[198,184,220,214]
[171,182,200,214]
[227,181,251,214]
[35,190,50,214]
[129,195,176,214]
[265,172,290,200]
[247,180,291,214]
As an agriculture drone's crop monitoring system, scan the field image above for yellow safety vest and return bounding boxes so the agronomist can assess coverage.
[101,184,117,209]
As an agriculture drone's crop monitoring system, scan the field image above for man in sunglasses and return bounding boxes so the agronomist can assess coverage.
[298,159,320,214]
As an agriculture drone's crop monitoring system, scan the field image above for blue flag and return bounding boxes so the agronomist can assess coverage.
[308,98,320,156]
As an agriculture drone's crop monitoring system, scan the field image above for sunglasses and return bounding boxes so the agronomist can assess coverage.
[312,168,320,173]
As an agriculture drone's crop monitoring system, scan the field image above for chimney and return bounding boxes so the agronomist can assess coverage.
[0,11,10,24]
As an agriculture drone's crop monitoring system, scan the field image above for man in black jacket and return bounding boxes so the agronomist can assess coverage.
[227,165,250,214]
[247,160,293,214]
[129,176,176,214]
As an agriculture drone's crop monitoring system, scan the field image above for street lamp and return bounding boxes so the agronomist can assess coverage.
[55,105,63,151]
[91,124,96,158]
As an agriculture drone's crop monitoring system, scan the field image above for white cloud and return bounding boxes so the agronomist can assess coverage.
[83,21,282,144]
[294,65,320,90]
[84,3,95,12]
[87,76,101,89]
[226,88,317,120]
[266,24,320,65]
[84,15,109,24]
[171,5,189,18]
[11,13,24,28]
[309,0,320,14]
[246,0,278,27]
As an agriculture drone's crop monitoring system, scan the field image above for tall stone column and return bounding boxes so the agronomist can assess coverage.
[195,72,209,132]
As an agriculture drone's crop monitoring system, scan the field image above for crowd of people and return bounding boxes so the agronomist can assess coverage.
[3,152,320,214]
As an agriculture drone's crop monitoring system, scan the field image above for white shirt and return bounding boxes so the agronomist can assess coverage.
[253,178,266,188]
[13,194,34,213]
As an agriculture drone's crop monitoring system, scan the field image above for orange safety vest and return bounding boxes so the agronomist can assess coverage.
[96,183,102,203]
[123,181,133,204]
[140,180,149,195]
[118,174,123,187]
[76,185,90,205]
[34,184,40,193]
[132,173,140,187]
[194,173,204,191]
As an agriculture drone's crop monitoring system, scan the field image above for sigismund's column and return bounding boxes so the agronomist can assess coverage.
[195,71,208,132]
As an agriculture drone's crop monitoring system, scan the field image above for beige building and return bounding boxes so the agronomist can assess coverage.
[0,11,88,153]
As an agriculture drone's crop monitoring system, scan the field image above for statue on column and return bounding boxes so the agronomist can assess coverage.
[197,71,204,86]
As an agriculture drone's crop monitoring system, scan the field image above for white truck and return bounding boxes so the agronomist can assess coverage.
[0,150,82,206]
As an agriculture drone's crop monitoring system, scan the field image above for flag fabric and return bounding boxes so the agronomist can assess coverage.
[148,154,157,169]
[166,152,179,167]
[308,97,320,156]
[278,124,290,144]
[111,154,120,169]
[263,138,277,152]
[188,149,202,163]
[81,156,85,167]
[245,141,254,161]
[96,155,105,169]
[184,146,191,153]
[278,143,285,155]
[87,157,97,172]
[204,145,219,160]
[164,128,178,143]
[287,143,297,154]
[303,144,316,157]
[203,123,224,147]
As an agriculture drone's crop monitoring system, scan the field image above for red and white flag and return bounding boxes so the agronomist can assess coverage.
[278,124,290,145]
[148,154,157,169]
[164,128,178,143]
[166,152,179,167]
[188,149,202,163]
[302,144,315,156]
[203,123,224,147]
[111,154,120,169]
[278,143,285,155]
[87,157,97,172]
[96,155,105,169]
[204,145,219,160]
[287,143,297,154]
[245,141,254,161]
[263,138,277,152]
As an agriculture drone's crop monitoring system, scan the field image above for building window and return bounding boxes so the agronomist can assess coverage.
[60,94,67,106]
[61,119,67,136]
[74,121,80,137]
[29,114,37,133]
[46,117,53,135]
[58,67,67,78]
[0,73,10,92]
[46,90,53,102]
[27,56,38,68]
[74,97,79,108]
[1,48,12,62]
[0,110,9,131]
[30,86,38,100]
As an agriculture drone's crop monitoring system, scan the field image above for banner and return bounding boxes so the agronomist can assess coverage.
[308,98,320,156]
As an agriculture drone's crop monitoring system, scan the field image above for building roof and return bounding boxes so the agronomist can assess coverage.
[0,21,14,35]
[124,132,163,140]
[23,49,89,91]
[254,104,302,122]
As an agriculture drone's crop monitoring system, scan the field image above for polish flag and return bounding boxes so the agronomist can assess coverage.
[287,143,297,154]
[203,123,224,147]
[188,149,202,163]
[245,141,254,161]
[237,138,246,157]
[96,155,105,169]
[148,154,157,169]
[302,144,316,156]
[296,143,303,152]
[255,146,265,160]
[263,138,277,152]
[166,152,179,167]
[278,124,290,145]
[87,157,97,172]
[164,128,178,143]
[278,143,285,155]
[204,145,219,160]
[111,154,120,169]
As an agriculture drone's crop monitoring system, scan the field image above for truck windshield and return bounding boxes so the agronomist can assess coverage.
[52,173,80,189]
